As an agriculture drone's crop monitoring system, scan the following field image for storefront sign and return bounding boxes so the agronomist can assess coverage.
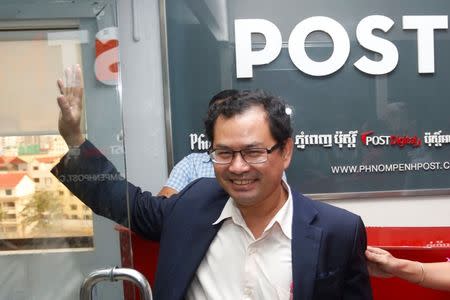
[235,16,448,77]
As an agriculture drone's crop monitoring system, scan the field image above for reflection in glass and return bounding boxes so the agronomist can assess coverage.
[0,135,94,251]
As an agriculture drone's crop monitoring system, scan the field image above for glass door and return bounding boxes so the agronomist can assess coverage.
[0,1,133,299]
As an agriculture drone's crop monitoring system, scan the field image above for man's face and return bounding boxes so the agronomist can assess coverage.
[212,105,293,207]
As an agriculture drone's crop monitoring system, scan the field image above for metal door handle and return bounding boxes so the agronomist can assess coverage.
[80,267,153,300]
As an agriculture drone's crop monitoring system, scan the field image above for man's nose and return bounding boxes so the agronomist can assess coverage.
[228,152,250,173]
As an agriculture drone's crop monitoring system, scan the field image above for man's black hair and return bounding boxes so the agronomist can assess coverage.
[205,90,292,147]
[208,89,239,107]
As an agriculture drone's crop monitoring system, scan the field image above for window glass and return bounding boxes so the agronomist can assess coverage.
[0,25,95,250]
[165,0,450,197]
[0,30,84,136]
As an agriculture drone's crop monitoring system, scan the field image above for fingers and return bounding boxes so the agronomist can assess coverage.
[64,65,75,87]
[57,95,71,118]
[57,95,68,109]
[57,65,82,116]
[57,64,84,147]
[73,64,84,99]
[57,79,64,95]
[365,247,395,278]
[61,64,83,93]
[75,64,82,85]
[365,247,390,266]
[58,64,83,108]
[365,250,380,262]
[366,246,381,252]
[63,66,72,96]
[366,246,389,255]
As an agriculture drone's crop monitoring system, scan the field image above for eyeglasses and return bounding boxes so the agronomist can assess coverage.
[209,143,282,165]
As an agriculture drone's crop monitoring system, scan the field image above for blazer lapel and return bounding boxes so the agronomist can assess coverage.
[291,192,322,300]
[157,184,229,300]
[171,221,222,299]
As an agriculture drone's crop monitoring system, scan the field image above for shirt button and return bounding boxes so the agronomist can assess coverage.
[244,287,252,296]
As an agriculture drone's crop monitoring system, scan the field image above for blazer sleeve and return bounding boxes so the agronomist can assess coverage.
[51,140,175,241]
[343,216,373,299]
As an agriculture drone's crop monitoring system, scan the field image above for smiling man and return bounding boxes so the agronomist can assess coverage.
[206,94,293,239]
[53,66,372,300]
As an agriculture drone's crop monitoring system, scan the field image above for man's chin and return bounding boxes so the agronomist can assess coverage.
[234,198,259,207]
[228,191,259,207]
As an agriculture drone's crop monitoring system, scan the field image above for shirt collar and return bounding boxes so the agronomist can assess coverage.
[212,196,245,227]
[268,180,292,239]
[213,179,293,240]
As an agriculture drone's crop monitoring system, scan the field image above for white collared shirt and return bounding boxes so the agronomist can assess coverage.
[186,182,293,300]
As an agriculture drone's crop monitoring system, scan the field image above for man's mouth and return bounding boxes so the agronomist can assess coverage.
[231,179,254,185]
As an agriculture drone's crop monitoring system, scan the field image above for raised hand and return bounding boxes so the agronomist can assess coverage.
[57,65,85,147]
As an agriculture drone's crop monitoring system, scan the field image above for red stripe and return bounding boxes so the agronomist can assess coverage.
[367,227,450,248]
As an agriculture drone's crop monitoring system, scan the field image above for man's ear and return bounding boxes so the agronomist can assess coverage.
[282,138,294,168]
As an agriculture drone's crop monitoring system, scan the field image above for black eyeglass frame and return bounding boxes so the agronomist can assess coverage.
[209,143,283,165]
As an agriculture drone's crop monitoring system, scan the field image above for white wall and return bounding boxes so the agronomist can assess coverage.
[327,195,450,227]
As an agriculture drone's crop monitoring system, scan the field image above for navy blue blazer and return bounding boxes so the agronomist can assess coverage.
[52,140,372,300]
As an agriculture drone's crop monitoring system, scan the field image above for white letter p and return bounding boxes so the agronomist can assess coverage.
[235,19,282,78]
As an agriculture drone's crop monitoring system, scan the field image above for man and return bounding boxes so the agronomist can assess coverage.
[53,65,372,299]
[158,89,238,197]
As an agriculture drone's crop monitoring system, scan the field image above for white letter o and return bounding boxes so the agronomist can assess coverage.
[288,16,350,76]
